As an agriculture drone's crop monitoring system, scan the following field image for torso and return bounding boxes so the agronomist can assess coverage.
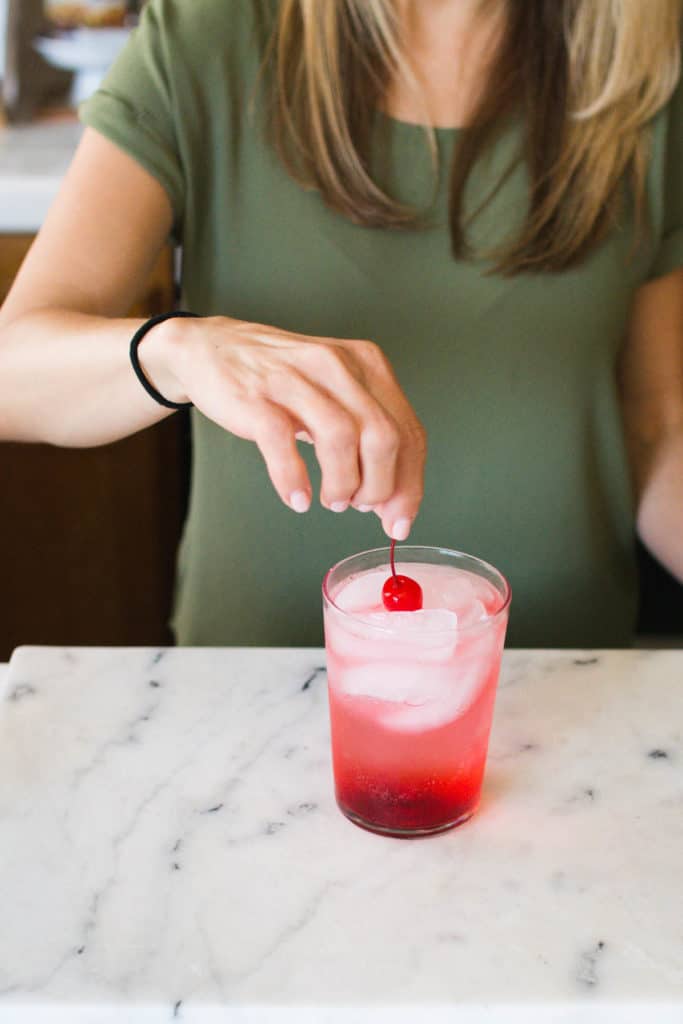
[84,0,681,647]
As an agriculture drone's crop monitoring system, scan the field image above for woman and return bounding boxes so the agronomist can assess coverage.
[0,0,681,647]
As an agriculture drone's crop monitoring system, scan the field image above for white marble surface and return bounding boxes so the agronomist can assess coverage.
[0,645,682,1023]
[0,121,82,232]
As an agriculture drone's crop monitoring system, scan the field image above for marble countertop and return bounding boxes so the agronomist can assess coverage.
[0,645,682,1023]
[0,120,83,232]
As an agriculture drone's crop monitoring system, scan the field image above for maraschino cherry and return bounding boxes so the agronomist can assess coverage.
[382,539,423,611]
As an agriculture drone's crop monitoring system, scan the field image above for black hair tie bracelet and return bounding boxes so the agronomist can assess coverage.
[129,310,199,410]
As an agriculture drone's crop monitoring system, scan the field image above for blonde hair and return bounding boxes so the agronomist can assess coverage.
[264,0,682,274]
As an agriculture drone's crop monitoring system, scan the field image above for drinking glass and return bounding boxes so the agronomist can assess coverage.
[323,546,511,837]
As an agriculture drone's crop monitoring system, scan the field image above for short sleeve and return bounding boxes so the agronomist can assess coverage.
[646,71,683,281]
[79,0,187,237]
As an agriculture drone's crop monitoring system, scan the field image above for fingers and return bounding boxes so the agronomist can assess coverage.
[372,419,427,539]
[251,401,312,512]
[274,341,425,530]
[334,341,427,537]
[352,415,401,509]
[292,344,401,508]
[268,369,361,509]
[182,318,426,527]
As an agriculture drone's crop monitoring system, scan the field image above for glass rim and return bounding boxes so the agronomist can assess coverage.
[322,545,512,636]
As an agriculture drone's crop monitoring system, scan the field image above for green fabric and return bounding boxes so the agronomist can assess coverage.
[80,0,683,647]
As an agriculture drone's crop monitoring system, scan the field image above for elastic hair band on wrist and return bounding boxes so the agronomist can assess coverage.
[129,310,199,410]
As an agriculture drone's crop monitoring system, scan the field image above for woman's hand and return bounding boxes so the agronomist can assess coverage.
[0,129,425,539]
[142,315,427,539]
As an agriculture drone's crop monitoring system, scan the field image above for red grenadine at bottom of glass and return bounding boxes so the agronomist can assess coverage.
[329,655,498,836]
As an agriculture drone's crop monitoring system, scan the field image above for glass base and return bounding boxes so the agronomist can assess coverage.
[338,801,474,838]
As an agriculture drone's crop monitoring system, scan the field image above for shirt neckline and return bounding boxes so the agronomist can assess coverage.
[375,107,464,138]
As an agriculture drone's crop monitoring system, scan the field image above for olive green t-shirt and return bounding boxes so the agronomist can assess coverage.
[81,0,683,647]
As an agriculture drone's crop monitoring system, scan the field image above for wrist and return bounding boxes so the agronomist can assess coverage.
[136,314,191,406]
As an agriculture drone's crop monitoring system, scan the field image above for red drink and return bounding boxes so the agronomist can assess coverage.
[323,549,510,837]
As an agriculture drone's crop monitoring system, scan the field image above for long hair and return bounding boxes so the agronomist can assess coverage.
[265,0,682,274]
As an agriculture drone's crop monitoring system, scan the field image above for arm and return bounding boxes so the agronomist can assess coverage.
[0,128,176,447]
[619,267,683,581]
[0,128,425,538]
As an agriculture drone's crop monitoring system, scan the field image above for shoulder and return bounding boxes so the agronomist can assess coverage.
[133,0,274,64]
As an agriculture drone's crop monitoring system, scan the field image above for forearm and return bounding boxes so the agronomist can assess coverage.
[636,428,683,583]
[0,309,178,447]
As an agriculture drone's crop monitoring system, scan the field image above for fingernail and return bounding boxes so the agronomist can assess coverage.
[330,501,349,513]
[356,504,373,513]
[290,490,311,513]
[391,517,412,541]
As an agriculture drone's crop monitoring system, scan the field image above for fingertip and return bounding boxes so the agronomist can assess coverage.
[380,512,413,540]
[290,490,311,513]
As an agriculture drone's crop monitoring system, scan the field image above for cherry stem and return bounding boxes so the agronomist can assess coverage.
[390,538,397,580]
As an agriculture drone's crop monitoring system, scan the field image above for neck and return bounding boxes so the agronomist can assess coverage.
[386,0,505,129]
[396,0,491,31]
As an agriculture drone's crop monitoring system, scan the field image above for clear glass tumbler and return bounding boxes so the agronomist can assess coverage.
[323,546,511,837]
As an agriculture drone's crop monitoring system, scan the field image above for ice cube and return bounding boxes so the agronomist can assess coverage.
[388,658,486,732]
[359,609,458,661]
[337,657,487,732]
[425,571,476,612]
[359,609,458,635]
[326,618,399,663]
[338,662,446,705]
[450,570,501,614]
[468,571,502,605]
[453,599,488,628]
[333,569,387,612]
[327,599,459,663]
[421,567,499,622]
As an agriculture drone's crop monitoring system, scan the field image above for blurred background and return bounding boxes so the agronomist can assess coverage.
[0,0,188,661]
[2,0,144,121]
[0,0,680,657]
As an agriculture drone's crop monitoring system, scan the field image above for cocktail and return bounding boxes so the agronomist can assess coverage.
[322,546,510,837]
